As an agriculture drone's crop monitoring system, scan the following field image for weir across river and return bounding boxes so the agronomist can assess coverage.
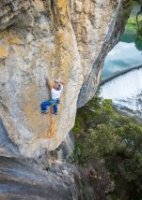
[99,65,142,119]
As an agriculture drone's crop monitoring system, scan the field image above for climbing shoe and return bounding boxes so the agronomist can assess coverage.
[52,112,57,115]
[41,110,49,114]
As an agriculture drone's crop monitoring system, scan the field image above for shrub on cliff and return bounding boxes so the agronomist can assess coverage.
[73,97,142,200]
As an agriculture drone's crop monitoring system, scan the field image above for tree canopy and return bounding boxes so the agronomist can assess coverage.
[73,97,142,200]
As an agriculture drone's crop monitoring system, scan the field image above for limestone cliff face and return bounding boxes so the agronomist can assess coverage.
[0,0,131,158]
[0,157,78,200]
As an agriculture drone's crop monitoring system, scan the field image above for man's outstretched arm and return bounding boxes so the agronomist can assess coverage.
[46,78,51,90]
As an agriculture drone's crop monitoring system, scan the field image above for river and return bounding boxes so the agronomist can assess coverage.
[100,4,142,119]
[102,3,142,80]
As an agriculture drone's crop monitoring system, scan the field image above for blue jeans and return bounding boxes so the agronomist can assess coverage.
[40,99,59,114]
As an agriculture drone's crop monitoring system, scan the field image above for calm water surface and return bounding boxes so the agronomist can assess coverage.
[102,32,142,79]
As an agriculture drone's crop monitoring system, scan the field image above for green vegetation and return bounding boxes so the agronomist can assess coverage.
[137,16,142,40]
[121,0,142,50]
[125,17,138,32]
[126,16,142,39]
[73,97,142,200]
[121,15,142,50]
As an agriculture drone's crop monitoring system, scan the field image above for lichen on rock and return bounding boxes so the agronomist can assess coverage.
[0,0,132,158]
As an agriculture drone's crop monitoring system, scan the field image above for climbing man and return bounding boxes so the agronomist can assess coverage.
[40,78,64,115]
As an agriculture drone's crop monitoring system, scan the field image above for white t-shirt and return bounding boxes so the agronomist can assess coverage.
[51,84,63,100]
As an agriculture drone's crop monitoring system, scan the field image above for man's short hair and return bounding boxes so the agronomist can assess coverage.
[57,84,61,90]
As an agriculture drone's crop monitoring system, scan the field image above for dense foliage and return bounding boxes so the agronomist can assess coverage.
[73,97,142,200]
[121,1,142,50]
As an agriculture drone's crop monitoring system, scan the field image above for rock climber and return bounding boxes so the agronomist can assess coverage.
[40,78,64,115]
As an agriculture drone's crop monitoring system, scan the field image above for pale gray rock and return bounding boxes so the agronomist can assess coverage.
[0,156,78,200]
